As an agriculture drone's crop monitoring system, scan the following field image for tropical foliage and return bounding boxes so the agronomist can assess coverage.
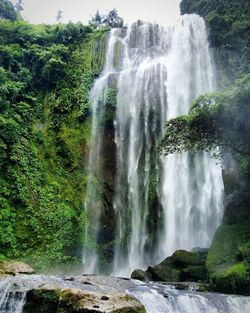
[0,0,108,268]
[160,74,250,161]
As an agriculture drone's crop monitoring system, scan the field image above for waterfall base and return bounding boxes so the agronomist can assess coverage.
[0,273,250,313]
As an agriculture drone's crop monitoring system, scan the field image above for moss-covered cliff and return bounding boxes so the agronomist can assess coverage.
[0,12,108,269]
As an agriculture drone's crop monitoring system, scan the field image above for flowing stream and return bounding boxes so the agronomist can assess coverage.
[83,14,224,277]
[0,275,250,313]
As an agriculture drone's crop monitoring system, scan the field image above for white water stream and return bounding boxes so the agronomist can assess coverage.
[0,275,250,313]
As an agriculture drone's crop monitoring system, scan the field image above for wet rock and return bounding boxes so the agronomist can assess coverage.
[206,187,250,296]
[147,265,181,282]
[24,284,146,313]
[131,269,152,282]
[210,262,250,295]
[182,265,207,281]
[0,261,35,275]
[101,295,109,300]
[222,154,239,195]
[74,275,135,292]
[139,249,208,283]
[24,288,60,313]
[171,250,204,266]
[160,281,210,292]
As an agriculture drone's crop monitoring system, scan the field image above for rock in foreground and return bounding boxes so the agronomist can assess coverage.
[0,260,35,275]
[24,285,146,313]
[131,269,152,282]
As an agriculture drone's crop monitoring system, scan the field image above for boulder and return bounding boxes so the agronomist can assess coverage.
[171,250,204,266]
[147,265,181,282]
[131,269,152,282]
[182,265,207,281]
[140,249,208,283]
[24,284,146,313]
[0,261,35,275]
[210,262,250,294]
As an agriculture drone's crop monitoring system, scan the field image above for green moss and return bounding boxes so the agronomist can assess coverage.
[148,264,181,282]
[172,250,202,266]
[206,225,241,272]
[24,289,61,313]
[211,262,248,294]
[239,242,250,263]
[60,289,80,311]
[32,289,60,303]
[183,266,208,281]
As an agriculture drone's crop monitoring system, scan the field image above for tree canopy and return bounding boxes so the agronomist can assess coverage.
[159,74,250,161]
[89,8,124,28]
[0,0,17,21]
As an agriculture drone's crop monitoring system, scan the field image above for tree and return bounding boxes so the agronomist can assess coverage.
[89,8,124,28]
[0,0,17,21]
[103,9,124,28]
[15,0,23,14]
[56,9,63,23]
[159,74,250,161]
[89,10,103,27]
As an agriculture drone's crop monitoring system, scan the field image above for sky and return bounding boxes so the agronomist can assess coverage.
[10,0,181,26]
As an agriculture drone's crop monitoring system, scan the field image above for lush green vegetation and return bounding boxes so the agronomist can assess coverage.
[159,74,250,177]
[181,0,250,83]
[211,262,248,294]
[0,0,18,21]
[0,0,108,269]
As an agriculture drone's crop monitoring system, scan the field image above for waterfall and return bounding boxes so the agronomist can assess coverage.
[83,14,224,276]
[0,277,26,313]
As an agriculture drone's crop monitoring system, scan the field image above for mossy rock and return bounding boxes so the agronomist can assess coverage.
[239,242,250,263]
[0,260,35,275]
[24,289,60,313]
[222,167,238,195]
[172,250,203,266]
[24,286,146,313]
[211,262,250,294]
[59,289,82,311]
[222,189,250,225]
[206,222,250,273]
[131,269,152,282]
[147,265,181,282]
[182,265,208,282]
[159,256,173,267]
[0,269,5,275]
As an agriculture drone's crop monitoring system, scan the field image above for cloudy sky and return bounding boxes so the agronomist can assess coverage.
[10,0,181,25]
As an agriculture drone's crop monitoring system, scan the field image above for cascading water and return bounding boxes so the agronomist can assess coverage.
[0,277,26,313]
[83,14,224,276]
[1,275,250,313]
[127,283,250,313]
